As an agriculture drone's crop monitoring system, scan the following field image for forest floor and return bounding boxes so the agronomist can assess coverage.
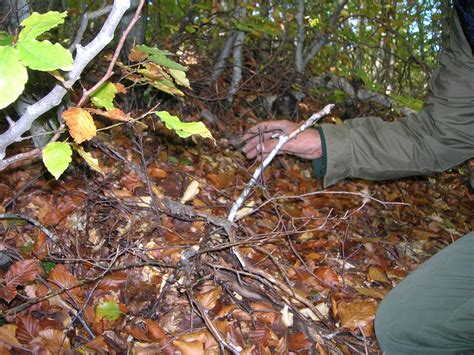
[0,91,473,354]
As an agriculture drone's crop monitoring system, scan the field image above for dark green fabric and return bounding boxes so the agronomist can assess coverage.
[312,127,327,178]
[375,232,474,354]
[318,11,474,188]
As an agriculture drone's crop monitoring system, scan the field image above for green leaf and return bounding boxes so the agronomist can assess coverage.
[169,69,190,88]
[96,300,121,321]
[42,142,72,180]
[156,111,215,142]
[17,39,73,71]
[136,45,173,56]
[41,261,56,274]
[0,46,28,109]
[0,31,14,46]
[18,11,67,42]
[90,82,118,110]
[149,54,187,71]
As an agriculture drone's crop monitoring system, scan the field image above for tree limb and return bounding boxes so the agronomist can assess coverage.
[302,0,348,70]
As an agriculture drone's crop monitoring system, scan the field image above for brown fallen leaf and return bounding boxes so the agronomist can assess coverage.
[337,300,377,336]
[314,266,339,288]
[196,286,222,310]
[173,340,204,355]
[0,260,41,303]
[0,324,19,350]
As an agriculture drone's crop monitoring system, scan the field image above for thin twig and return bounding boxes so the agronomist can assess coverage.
[0,213,58,242]
[77,0,146,107]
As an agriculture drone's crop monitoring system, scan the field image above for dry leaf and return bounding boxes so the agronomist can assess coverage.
[178,329,218,349]
[15,315,40,343]
[280,305,293,327]
[173,340,204,355]
[86,107,131,122]
[38,329,71,353]
[49,264,84,303]
[196,286,222,310]
[337,300,377,336]
[0,260,40,303]
[251,302,278,325]
[355,287,389,299]
[62,107,97,144]
[368,266,390,283]
[145,319,166,341]
[129,47,148,62]
[180,180,200,204]
[0,324,19,349]
[235,200,255,220]
[314,267,339,288]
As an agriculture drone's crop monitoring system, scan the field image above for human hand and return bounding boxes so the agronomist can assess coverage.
[241,120,322,160]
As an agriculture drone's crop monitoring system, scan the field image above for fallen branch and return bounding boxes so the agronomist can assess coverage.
[0,213,58,242]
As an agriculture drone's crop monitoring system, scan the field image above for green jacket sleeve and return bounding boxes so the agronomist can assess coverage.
[313,10,474,188]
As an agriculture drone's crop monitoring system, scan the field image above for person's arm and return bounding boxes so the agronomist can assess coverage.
[243,10,474,188]
[314,9,474,187]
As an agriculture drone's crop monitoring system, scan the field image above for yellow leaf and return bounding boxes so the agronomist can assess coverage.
[73,145,104,175]
[368,266,390,283]
[0,324,19,349]
[62,107,97,144]
[169,68,190,88]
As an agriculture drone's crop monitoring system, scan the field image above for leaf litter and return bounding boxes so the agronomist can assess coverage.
[0,99,472,354]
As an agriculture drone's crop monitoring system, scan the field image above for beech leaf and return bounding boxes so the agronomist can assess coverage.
[156,111,214,142]
[18,11,67,42]
[73,145,104,175]
[169,68,190,88]
[42,142,72,180]
[90,82,118,110]
[0,46,28,109]
[17,39,73,71]
[62,107,97,144]
[0,260,41,302]
[96,300,121,321]
[0,324,19,348]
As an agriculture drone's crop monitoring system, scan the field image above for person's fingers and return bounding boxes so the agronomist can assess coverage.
[242,132,273,154]
[245,139,279,159]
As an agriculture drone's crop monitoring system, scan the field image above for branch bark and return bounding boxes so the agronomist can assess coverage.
[302,0,348,70]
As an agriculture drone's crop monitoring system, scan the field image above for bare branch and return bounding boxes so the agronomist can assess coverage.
[302,0,348,70]
[69,4,113,52]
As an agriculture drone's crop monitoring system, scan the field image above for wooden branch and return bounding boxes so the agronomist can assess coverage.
[302,0,348,70]
[69,4,113,52]
[295,0,305,73]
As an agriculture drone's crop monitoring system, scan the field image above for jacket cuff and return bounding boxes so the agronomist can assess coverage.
[318,123,352,187]
[312,127,327,178]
